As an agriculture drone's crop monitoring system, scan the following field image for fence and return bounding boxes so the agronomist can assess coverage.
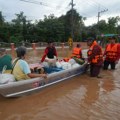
[0,42,69,50]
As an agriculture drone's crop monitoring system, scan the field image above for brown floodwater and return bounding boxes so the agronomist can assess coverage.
[0,48,120,120]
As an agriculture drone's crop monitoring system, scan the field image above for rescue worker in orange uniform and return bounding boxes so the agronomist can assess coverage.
[71,44,82,58]
[87,37,103,78]
[103,36,120,70]
[63,44,83,62]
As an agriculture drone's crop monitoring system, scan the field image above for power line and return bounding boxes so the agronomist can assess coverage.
[20,0,49,7]
[75,0,108,18]
[85,0,99,10]
[75,0,101,19]
[86,0,107,10]
[56,1,70,15]
[20,0,70,16]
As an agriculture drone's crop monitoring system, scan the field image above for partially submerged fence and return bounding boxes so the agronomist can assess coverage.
[0,42,69,50]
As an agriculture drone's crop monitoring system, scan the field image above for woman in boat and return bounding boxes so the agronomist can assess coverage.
[40,40,58,67]
[12,46,47,81]
[0,48,12,73]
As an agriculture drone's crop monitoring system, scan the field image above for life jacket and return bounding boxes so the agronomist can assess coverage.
[47,47,55,59]
[71,47,81,58]
[105,44,118,61]
[87,41,103,64]
[63,57,70,62]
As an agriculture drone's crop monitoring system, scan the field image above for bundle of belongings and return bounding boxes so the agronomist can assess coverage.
[0,65,15,84]
[56,58,84,70]
[41,57,85,74]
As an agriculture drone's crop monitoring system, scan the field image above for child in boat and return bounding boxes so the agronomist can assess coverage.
[0,48,12,73]
[12,46,47,81]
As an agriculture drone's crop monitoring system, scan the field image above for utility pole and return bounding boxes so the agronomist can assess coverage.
[70,0,75,41]
[97,8,108,36]
[97,9,108,23]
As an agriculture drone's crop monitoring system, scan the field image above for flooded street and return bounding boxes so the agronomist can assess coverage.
[0,48,120,120]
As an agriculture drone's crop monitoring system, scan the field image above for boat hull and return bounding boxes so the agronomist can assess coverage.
[0,63,87,97]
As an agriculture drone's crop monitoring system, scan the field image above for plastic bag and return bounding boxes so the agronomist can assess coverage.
[72,63,80,68]
[61,62,71,69]
[0,74,15,84]
[56,61,62,68]
[68,59,76,65]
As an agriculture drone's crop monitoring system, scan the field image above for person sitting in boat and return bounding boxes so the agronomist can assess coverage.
[12,46,47,81]
[71,44,85,64]
[71,44,83,58]
[40,40,58,67]
[0,48,12,73]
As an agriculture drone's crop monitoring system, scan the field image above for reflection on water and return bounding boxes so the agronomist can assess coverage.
[0,48,120,120]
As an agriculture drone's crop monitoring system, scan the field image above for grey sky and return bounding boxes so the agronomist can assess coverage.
[0,0,120,26]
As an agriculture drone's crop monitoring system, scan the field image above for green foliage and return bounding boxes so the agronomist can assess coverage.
[64,9,85,41]
[0,11,4,26]
[37,14,65,42]
[0,10,120,43]
[108,16,120,33]
[10,35,23,45]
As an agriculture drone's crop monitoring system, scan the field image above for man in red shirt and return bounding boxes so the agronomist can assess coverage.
[41,41,57,66]
[103,36,120,70]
